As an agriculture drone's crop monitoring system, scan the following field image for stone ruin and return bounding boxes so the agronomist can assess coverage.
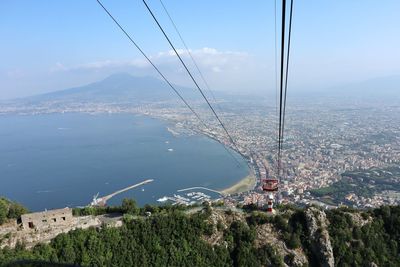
[20,208,73,230]
[0,208,106,249]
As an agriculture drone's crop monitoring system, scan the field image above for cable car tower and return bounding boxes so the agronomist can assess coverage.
[262,0,293,213]
[262,178,279,213]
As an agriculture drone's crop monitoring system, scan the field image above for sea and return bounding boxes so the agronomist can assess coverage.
[0,113,248,211]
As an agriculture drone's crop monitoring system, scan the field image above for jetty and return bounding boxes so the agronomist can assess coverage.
[90,179,153,206]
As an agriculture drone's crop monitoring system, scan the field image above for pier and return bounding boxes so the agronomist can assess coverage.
[90,179,153,206]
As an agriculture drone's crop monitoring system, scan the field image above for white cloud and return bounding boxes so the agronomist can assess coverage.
[151,47,250,72]
[51,47,250,73]
[45,47,272,93]
[50,59,150,73]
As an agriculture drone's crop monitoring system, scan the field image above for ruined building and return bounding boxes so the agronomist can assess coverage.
[20,208,73,230]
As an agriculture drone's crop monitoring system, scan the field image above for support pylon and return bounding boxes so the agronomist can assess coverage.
[267,193,274,213]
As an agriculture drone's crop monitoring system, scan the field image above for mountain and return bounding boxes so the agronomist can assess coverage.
[15,73,400,106]
[1,201,399,266]
[26,73,198,103]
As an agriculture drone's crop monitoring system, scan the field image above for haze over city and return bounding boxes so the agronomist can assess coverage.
[1,0,400,99]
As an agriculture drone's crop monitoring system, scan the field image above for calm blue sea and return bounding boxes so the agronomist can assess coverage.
[0,113,248,211]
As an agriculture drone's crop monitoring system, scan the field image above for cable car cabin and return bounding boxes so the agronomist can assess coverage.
[262,179,279,192]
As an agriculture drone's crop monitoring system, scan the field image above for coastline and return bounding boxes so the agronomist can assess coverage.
[4,112,258,202]
[221,172,257,195]
[194,128,258,195]
[179,124,258,196]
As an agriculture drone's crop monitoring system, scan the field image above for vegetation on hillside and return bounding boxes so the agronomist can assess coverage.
[0,198,399,267]
[1,202,282,267]
[326,206,400,266]
[0,198,28,225]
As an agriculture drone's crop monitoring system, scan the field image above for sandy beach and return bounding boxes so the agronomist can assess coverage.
[221,172,257,195]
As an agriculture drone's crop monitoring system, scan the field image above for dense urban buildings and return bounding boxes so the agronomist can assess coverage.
[1,95,399,208]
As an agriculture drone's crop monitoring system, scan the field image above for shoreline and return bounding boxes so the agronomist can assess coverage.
[168,123,258,196]
[191,128,258,195]
[221,172,257,195]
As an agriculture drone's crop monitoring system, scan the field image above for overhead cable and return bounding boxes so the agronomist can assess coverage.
[142,0,241,154]
[277,0,294,179]
[158,0,220,108]
[281,0,294,170]
[95,0,206,127]
[95,0,242,167]
[277,0,286,177]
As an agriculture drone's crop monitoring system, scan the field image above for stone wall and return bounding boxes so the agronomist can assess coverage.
[21,208,73,230]
[0,215,101,249]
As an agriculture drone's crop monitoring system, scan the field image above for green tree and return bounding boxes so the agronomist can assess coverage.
[121,198,139,215]
[8,202,28,219]
[0,199,8,225]
[287,233,301,249]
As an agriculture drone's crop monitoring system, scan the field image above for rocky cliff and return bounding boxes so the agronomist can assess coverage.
[1,204,399,266]
[304,207,334,267]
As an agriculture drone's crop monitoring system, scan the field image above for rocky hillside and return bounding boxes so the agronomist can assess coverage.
[0,203,399,266]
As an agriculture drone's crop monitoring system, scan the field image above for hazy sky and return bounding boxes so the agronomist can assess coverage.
[1,0,399,99]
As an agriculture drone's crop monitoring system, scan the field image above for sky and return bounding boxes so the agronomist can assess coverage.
[0,0,399,99]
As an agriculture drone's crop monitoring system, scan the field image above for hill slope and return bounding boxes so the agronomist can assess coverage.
[26,73,198,103]
[1,202,399,267]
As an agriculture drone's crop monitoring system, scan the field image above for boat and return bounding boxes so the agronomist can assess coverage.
[157,196,168,202]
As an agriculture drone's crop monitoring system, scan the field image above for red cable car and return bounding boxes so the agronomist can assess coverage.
[262,178,279,192]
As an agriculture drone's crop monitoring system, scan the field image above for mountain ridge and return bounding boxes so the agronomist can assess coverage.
[1,200,399,267]
[24,73,199,103]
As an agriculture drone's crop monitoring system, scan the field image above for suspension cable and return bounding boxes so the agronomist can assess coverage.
[280,0,294,178]
[142,0,241,154]
[277,0,294,180]
[277,0,286,178]
[274,0,279,178]
[95,0,242,167]
[158,0,220,109]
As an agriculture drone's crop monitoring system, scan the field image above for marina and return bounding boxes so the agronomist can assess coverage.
[157,191,215,205]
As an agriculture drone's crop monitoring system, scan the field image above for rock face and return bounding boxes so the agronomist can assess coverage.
[255,223,308,267]
[203,208,309,267]
[203,207,246,246]
[346,212,371,227]
[0,221,17,236]
[305,207,335,267]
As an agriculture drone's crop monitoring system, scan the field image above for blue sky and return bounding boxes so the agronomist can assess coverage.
[1,0,399,99]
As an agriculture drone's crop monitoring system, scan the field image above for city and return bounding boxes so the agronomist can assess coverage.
[2,95,399,209]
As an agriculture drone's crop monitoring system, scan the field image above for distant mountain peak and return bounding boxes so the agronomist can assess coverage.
[25,73,197,103]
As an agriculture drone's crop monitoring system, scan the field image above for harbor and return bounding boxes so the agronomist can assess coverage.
[157,187,222,205]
